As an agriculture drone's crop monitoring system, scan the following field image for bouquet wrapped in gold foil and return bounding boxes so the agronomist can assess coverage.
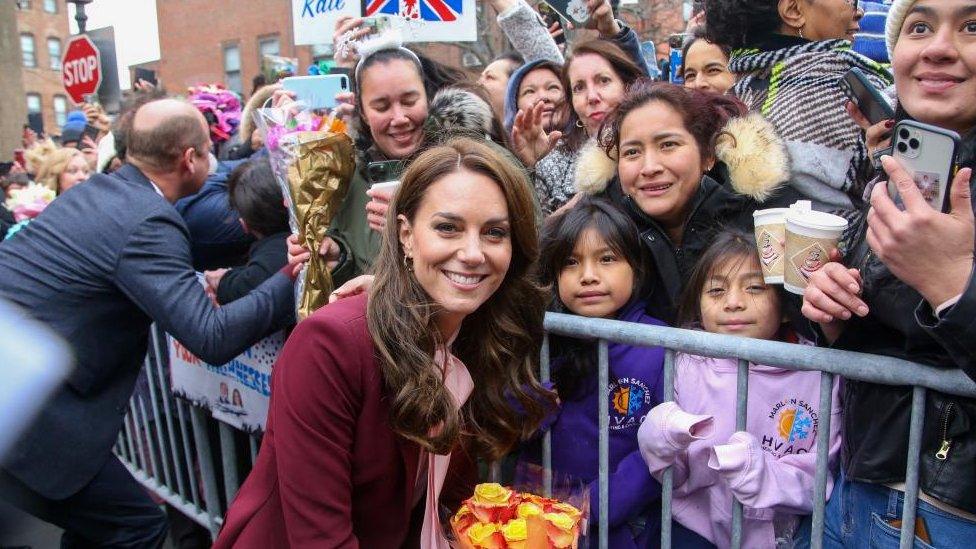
[256,107,354,320]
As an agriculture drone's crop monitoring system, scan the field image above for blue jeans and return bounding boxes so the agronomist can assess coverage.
[823,472,976,548]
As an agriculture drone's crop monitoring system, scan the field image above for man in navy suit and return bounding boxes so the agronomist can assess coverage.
[0,98,295,547]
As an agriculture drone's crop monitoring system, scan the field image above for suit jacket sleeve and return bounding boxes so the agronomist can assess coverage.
[216,234,288,305]
[113,213,294,364]
[271,311,364,547]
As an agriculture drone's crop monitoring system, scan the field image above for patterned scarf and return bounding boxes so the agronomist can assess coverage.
[730,40,893,210]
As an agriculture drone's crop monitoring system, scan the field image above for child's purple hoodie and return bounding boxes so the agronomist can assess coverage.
[638,352,842,549]
[526,301,666,548]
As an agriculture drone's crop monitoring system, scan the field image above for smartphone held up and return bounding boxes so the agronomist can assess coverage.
[886,120,960,213]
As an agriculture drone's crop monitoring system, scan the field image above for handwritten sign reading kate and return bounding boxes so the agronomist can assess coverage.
[293,0,359,46]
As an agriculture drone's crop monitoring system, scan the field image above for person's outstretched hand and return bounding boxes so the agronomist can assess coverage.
[867,156,975,308]
[329,275,375,303]
[586,0,620,37]
[800,248,866,344]
[511,100,563,168]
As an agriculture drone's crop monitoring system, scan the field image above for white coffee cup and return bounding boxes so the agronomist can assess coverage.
[369,180,400,194]
[753,208,789,284]
[784,210,849,295]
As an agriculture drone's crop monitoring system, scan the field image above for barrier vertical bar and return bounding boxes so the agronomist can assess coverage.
[660,349,675,549]
[730,358,749,549]
[219,422,240,505]
[151,328,188,499]
[190,405,222,538]
[899,386,926,549]
[597,339,609,549]
[176,399,202,508]
[122,415,137,466]
[811,372,834,549]
[129,402,147,470]
[137,396,161,480]
[143,356,173,488]
[540,333,552,497]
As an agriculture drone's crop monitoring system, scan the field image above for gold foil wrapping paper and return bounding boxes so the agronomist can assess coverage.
[282,131,355,320]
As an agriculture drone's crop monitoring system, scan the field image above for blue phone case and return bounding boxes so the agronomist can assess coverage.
[281,75,350,110]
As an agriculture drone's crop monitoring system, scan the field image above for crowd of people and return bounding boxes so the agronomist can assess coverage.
[1,0,975,547]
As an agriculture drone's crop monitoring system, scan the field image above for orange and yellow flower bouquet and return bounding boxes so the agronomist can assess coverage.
[450,483,583,549]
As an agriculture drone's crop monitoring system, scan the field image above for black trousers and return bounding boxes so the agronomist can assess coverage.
[0,455,168,548]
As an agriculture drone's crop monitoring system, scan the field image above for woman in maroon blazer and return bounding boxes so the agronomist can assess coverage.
[214,137,555,548]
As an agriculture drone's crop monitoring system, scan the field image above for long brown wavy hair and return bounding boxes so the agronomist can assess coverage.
[367,137,557,459]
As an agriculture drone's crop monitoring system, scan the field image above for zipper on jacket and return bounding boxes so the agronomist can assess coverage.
[936,402,955,461]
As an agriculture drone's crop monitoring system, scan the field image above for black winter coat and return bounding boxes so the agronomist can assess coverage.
[599,175,801,323]
[832,182,976,513]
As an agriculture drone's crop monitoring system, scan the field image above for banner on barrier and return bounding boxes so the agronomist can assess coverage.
[168,332,284,433]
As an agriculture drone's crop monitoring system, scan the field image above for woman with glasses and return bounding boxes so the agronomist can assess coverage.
[705,0,891,211]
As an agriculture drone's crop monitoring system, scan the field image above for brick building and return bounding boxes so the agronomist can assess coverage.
[15,0,73,138]
[152,1,684,102]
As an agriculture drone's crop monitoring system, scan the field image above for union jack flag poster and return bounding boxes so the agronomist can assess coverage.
[363,0,476,42]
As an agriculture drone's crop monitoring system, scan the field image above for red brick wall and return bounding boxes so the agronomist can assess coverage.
[16,0,71,136]
[155,0,315,100]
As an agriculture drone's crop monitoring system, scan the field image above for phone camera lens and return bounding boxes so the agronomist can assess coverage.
[909,138,920,149]
[897,142,908,153]
[899,128,910,139]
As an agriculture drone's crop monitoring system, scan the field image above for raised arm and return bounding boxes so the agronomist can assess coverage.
[488,0,564,64]
[114,213,294,365]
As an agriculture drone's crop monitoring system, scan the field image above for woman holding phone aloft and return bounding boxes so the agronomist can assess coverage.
[214,138,554,547]
[801,0,976,545]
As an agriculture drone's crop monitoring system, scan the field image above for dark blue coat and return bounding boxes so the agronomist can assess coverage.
[0,164,294,499]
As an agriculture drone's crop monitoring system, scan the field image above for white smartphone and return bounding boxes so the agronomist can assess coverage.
[888,120,960,213]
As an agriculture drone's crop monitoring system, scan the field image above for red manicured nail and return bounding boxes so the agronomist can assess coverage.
[885,120,895,128]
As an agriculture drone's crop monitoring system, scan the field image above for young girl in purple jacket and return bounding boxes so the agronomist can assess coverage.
[520,197,667,548]
[638,230,842,549]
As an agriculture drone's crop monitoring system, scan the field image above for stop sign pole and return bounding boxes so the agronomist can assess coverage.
[61,34,102,105]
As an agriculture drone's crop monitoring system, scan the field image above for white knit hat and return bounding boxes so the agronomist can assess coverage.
[885,0,917,60]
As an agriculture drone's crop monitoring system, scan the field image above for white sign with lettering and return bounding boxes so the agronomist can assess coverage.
[293,0,360,46]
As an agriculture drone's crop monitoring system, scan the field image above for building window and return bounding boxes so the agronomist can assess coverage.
[21,34,36,68]
[53,95,68,127]
[223,43,242,95]
[47,37,61,70]
[26,93,42,115]
[43,0,57,13]
[17,0,31,9]
[258,36,280,60]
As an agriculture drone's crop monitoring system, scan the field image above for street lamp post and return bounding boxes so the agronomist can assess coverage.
[67,0,93,34]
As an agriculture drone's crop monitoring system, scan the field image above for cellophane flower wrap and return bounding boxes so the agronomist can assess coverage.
[5,182,55,222]
[254,104,354,320]
[449,483,584,549]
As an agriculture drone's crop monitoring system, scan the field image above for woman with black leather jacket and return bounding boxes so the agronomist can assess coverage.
[576,81,800,323]
[801,0,976,544]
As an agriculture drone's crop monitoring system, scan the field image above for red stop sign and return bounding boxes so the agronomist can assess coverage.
[62,35,102,105]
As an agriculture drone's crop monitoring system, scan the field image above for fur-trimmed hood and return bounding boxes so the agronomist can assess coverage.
[574,112,791,202]
[422,87,495,145]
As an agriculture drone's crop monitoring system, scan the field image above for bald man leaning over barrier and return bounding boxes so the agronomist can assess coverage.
[0,98,295,547]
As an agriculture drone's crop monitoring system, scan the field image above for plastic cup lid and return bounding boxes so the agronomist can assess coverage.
[753,207,789,220]
[786,209,848,231]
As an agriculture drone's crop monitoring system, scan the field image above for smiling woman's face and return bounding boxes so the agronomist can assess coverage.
[398,168,513,335]
[617,100,706,231]
[359,59,429,159]
[892,0,976,135]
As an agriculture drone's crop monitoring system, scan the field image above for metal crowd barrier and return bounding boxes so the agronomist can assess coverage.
[116,315,976,547]
[542,312,976,549]
[114,324,261,539]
